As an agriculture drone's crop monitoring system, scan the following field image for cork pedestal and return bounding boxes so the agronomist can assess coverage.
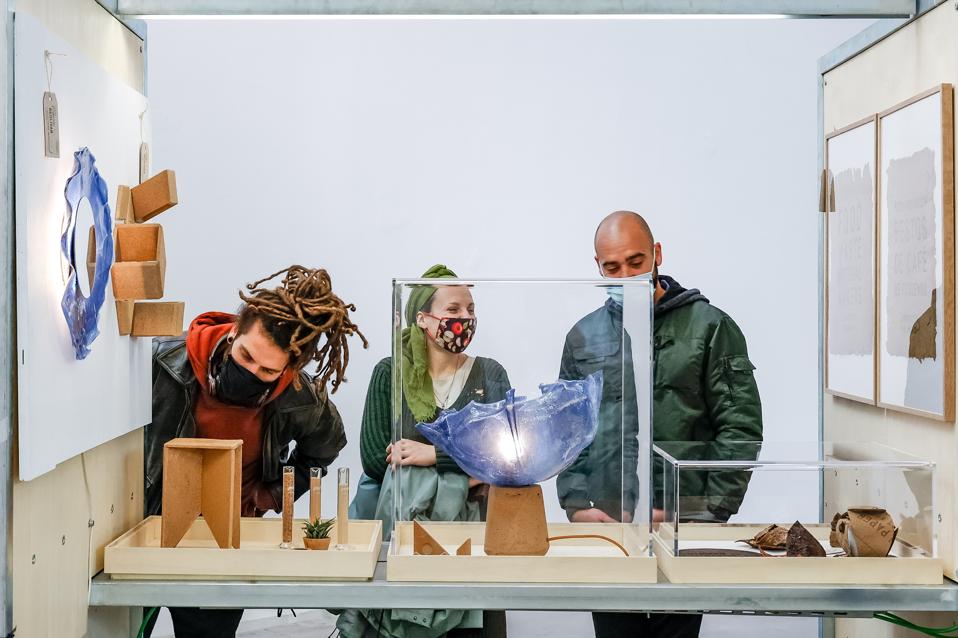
[484,485,549,556]
[161,438,242,550]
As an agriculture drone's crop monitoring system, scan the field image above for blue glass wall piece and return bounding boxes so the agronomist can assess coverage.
[61,147,114,360]
[417,371,603,487]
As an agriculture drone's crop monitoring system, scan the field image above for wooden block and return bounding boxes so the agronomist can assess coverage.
[161,447,202,549]
[161,438,242,549]
[201,447,241,550]
[484,485,549,556]
[86,226,97,291]
[167,438,244,451]
[116,300,134,336]
[111,224,166,300]
[413,521,448,556]
[114,223,164,262]
[131,170,177,222]
[115,185,134,224]
[456,538,472,556]
[132,302,184,337]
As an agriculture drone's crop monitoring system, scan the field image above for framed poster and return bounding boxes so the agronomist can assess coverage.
[878,84,955,421]
[826,116,878,404]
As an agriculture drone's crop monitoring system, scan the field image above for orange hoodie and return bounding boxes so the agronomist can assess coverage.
[186,312,296,516]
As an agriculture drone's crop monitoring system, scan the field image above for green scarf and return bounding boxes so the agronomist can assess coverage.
[402,264,458,423]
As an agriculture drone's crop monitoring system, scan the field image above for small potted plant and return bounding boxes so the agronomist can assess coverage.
[302,517,336,550]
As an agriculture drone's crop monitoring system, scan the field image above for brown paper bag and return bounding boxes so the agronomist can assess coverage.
[845,507,898,557]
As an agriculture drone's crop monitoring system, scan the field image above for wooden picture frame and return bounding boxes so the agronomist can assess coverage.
[825,116,879,404]
[877,84,955,422]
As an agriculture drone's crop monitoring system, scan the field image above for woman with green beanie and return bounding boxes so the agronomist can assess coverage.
[340,265,510,638]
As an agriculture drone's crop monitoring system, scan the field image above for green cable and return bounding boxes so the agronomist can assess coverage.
[874,611,958,636]
[137,607,159,638]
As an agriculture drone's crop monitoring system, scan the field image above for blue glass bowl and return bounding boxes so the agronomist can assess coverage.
[417,371,603,487]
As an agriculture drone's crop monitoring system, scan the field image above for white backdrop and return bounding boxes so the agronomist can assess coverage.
[15,13,151,481]
[146,16,869,636]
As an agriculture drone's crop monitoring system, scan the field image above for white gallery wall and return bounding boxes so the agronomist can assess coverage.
[147,16,869,637]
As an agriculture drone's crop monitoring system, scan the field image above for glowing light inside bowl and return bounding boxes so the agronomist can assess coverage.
[417,372,603,487]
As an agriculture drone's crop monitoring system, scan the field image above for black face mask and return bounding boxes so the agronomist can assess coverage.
[210,354,276,408]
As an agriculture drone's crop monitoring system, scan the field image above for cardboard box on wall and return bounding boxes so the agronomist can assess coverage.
[116,185,134,224]
[111,224,166,300]
[85,226,97,290]
[116,300,134,336]
[132,302,184,337]
[131,170,177,223]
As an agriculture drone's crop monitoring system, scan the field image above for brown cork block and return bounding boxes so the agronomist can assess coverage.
[111,224,166,300]
[483,485,549,556]
[116,300,134,336]
[131,170,177,223]
[132,302,184,337]
[161,438,242,550]
[85,226,97,290]
[115,185,134,224]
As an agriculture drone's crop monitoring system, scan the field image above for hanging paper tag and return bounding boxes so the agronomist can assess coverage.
[43,91,59,158]
[139,142,150,184]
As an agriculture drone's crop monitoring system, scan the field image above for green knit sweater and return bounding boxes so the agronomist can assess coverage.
[360,356,511,482]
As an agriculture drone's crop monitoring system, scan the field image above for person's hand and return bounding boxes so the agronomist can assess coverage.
[468,477,483,488]
[571,508,617,523]
[652,508,666,523]
[386,439,437,467]
[621,511,633,523]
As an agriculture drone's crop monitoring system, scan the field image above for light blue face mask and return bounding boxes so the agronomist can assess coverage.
[605,271,654,306]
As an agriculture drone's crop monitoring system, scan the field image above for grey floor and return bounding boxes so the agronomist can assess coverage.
[151,609,819,637]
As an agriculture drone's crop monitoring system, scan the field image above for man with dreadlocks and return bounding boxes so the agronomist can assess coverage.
[143,265,367,638]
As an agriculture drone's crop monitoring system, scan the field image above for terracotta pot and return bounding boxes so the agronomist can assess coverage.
[304,537,331,550]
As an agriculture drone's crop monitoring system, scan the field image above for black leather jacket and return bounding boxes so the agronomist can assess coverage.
[144,335,347,516]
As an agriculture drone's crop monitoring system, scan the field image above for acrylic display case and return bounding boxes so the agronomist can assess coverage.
[383,278,657,583]
[652,441,941,584]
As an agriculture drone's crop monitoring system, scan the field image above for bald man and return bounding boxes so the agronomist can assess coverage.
[557,211,762,638]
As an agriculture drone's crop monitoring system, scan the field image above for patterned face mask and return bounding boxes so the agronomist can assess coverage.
[424,314,477,354]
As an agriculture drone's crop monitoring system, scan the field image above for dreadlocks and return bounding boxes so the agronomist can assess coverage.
[236,265,368,393]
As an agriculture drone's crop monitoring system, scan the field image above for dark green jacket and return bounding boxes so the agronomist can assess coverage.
[145,335,347,516]
[359,356,511,483]
[557,276,763,521]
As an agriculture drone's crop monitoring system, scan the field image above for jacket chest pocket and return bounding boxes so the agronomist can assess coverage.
[572,340,622,397]
[654,335,701,394]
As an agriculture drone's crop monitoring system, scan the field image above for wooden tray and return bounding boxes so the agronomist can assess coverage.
[105,516,381,580]
[653,523,942,584]
[387,521,656,583]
